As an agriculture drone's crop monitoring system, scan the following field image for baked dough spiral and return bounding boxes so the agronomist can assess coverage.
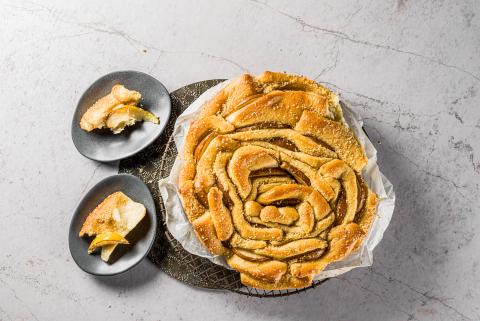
[178,72,379,290]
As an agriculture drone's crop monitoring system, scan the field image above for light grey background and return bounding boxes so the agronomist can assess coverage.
[1,1,479,320]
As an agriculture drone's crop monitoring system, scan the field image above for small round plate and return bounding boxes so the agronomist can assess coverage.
[71,71,171,162]
[68,174,157,276]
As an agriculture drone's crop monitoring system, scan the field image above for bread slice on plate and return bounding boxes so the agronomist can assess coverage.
[79,191,146,262]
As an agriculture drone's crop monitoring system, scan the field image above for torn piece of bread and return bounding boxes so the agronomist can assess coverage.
[80,84,141,132]
[79,191,146,262]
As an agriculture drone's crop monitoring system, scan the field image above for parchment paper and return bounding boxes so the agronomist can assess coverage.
[159,80,395,281]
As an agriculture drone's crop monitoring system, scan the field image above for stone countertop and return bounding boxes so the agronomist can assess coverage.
[1,1,479,320]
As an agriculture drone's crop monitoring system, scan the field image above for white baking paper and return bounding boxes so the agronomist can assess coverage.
[159,80,395,281]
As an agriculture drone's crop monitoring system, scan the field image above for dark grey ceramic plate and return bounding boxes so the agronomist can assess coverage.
[71,71,171,162]
[68,174,157,276]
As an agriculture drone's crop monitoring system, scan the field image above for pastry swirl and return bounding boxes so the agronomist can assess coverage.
[178,72,379,290]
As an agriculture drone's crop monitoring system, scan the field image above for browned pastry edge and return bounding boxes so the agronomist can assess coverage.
[79,191,127,236]
[178,71,379,290]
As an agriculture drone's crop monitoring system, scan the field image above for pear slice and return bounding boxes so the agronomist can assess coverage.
[100,202,146,262]
[106,105,159,134]
[88,232,129,254]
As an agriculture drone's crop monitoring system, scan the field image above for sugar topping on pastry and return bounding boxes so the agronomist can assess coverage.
[178,71,379,290]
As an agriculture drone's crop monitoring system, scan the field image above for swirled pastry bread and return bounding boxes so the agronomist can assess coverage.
[178,72,379,290]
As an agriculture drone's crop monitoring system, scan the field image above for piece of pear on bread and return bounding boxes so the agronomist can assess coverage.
[80,85,141,132]
[106,105,159,134]
[79,191,146,262]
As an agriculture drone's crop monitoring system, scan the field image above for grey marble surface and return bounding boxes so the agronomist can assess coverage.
[1,1,479,320]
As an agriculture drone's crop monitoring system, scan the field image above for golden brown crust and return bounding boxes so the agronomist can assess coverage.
[79,191,128,236]
[199,74,258,117]
[295,110,368,172]
[191,212,229,256]
[356,190,379,233]
[178,72,379,290]
[227,255,287,282]
[207,187,234,241]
